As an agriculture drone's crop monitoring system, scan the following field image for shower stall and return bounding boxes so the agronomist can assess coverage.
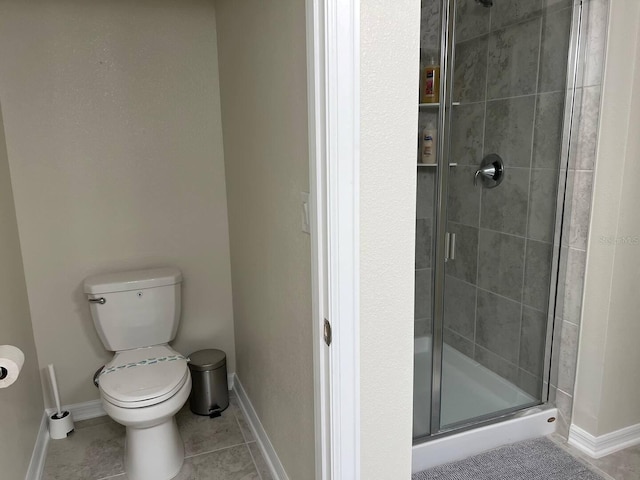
[413,0,581,467]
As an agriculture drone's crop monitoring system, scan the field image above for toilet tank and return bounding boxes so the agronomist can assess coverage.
[83,267,182,351]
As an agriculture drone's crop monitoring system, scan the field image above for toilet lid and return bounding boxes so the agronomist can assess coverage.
[99,345,189,408]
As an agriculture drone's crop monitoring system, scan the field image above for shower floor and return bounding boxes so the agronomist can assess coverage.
[413,336,535,437]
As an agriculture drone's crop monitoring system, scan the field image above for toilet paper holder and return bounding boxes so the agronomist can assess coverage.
[0,345,25,389]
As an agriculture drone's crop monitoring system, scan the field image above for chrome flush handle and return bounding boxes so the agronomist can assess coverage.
[88,297,106,305]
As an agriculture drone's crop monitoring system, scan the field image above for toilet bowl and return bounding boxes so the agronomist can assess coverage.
[84,267,190,480]
[98,344,191,480]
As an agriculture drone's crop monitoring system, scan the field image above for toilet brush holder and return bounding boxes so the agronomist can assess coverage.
[47,363,74,439]
[49,410,74,439]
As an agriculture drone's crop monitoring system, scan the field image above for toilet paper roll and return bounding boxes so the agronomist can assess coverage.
[0,345,25,388]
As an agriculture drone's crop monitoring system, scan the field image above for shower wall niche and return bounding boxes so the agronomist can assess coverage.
[414,0,575,439]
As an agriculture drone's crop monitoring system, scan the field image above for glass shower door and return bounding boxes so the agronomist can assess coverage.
[427,0,573,433]
[412,0,445,439]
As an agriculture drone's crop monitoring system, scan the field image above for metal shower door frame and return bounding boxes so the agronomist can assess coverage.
[423,0,584,442]
[429,0,456,436]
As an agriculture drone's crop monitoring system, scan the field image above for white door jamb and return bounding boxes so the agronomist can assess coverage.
[306,0,361,479]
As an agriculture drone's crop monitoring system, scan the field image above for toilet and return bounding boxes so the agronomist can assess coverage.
[84,267,191,480]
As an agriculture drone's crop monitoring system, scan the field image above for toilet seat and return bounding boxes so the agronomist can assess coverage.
[99,345,189,408]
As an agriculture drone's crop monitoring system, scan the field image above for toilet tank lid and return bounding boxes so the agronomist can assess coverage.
[83,267,182,294]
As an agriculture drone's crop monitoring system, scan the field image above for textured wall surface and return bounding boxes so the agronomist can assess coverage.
[549,0,609,438]
[572,0,640,437]
[0,0,235,406]
[0,103,44,479]
[361,0,420,478]
[214,1,315,478]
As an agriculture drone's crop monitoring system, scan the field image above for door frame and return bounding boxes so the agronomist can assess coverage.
[306,0,361,478]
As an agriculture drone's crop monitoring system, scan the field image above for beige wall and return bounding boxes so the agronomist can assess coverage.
[0,0,235,406]
[360,0,419,478]
[0,103,44,479]
[573,0,640,436]
[214,0,314,478]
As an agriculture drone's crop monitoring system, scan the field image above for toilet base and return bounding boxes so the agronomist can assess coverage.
[100,364,191,480]
[125,417,184,480]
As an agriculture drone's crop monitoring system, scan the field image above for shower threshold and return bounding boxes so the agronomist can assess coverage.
[412,335,557,472]
[413,336,535,435]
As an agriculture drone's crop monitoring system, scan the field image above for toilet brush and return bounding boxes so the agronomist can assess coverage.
[47,364,74,439]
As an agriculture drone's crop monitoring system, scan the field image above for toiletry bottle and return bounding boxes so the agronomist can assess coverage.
[421,122,437,164]
[418,49,424,102]
[421,54,441,104]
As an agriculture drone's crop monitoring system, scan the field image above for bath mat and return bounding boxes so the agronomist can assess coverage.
[412,437,604,480]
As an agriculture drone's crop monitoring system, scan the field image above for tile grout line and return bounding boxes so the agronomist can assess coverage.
[550,435,618,480]
[455,87,567,107]
[459,4,573,47]
[230,395,259,447]
[95,402,257,478]
[95,440,261,480]
[244,442,264,480]
[446,220,555,245]
[515,7,546,391]
[184,441,249,461]
[232,406,254,444]
[232,397,264,479]
[457,275,539,310]
[473,6,493,359]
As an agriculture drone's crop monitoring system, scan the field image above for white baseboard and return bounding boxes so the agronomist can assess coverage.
[25,412,49,480]
[28,399,106,480]
[40,372,235,422]
[232,374,289,480]
[27,376,236,480]
[569,423,640,459]
[39,372,234,425]
[25,373,235,480]
[46,399,106,422]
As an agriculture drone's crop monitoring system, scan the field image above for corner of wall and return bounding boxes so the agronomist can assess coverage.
[359,0,419,478]
[572,0,640,438]
[550,0,610,438]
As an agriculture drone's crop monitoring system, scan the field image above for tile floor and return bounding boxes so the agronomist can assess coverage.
[43,393,273,480]
[43,396,640,480]
[550,433,640,480]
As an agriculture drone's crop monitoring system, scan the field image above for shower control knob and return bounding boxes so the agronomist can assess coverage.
[474,154,505,188]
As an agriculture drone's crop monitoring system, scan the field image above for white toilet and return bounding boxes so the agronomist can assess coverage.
[84,267,191,480]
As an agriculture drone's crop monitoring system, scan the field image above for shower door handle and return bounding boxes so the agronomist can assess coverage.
[444,232,450,262]
[449,233,456,261]
[444,232,456,261]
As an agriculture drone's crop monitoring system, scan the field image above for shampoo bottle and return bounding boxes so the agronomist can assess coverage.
[421,54,441,104]
[421,122,437,164]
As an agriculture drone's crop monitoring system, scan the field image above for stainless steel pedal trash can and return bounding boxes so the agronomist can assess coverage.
[187,349,229,417]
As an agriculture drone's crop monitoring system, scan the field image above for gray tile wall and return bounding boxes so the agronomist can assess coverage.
[414,0,441,338]
[415,0,575,399]
[414,0,608,437]
[444,0,571,399]
[549,0,608,439]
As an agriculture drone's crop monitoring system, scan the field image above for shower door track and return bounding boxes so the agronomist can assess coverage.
[414,401,553,445]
